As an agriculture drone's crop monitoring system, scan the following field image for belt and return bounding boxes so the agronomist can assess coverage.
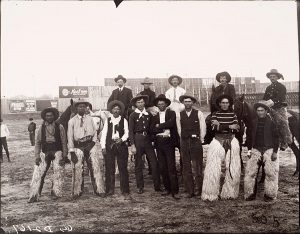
[156,135,170,138]
[74,139,92,147]
[76,135,93,143]
[135,131,148,136]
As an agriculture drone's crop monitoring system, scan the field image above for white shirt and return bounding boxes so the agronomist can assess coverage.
[119,86,124,92]
[157,111,170,137]
[165,86,186,103]
[100,116,129,149]
[0,124,10,138]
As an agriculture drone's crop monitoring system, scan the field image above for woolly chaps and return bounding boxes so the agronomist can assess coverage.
[244,148,279,200]
[201,137,241,201]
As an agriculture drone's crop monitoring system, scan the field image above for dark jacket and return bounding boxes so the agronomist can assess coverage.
[107,87,133,112]
[211,84,236,113]
[150,109,179,147]
[250,116,279,152]
[139,89,156,108]
[28,122,36,132]
[263,81,287,109]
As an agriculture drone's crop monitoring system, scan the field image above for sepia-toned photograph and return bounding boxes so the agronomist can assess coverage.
[1,0,299,233]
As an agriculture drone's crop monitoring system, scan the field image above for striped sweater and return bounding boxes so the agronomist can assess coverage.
[211,110,239,134]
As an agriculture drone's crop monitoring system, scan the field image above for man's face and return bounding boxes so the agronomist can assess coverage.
[157,100,167,112]
[111,105,121,118]
[219,76,228,85]
[77,103,87,116]
[171,78,179,87]
[143,84,150,89]
[183,98,193,109]
[269,74,279,83]
[256,107,267,118]
[135,99,145,110]
[45,112,55,123]
[116,79,125,87]
[85,106,91,115]
[219,98,230,111]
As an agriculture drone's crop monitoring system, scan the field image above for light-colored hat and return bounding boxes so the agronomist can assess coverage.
[254,100,271,112]
[130,94,149,107]
[168,75,183,85]
[141,77,153,85]
[266,69,284,80]
[179,93,197,103]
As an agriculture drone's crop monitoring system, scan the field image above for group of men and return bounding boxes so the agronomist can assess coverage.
[27,68,292,203]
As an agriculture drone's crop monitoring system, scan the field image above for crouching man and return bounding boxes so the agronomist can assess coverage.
[68,99,104,199]
[244,101,280,202]
[28,107,68,203]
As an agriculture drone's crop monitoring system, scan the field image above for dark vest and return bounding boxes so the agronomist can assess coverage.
[41,122,62,153]
[252,117,276,149]
[106,117,125,146]
[180,109,200,139]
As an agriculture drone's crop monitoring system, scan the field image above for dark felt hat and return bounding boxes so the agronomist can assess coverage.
[130,94,149,107]
[41,107,59,121]
[168,75,183,85]
[179,93,197,103]
[107,100,125,114]
[216,71,232,83]
[266,69,284,80]
[216,94,234,107]
[154,94,171,107]
[254,100,271,112]
[114,75,127,83]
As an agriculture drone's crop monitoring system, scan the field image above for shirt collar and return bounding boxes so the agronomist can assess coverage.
[135,108,149,118]
[45,121,55,126]
[76,114,86,119]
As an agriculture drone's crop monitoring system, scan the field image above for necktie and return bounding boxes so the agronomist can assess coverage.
[173,88,176,101]
[80,117,84,127]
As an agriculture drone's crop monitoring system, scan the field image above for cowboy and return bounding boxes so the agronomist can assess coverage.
[204,71,236,144]
[28,118,37,146]
[201,94,241,201]
[176,94,206,198]
[150,94,180,199]
[244,101,280,202]
[263,69,292,151]
[0,119,10,163]
[107,75,133,119]
[129,94,161,194]
[101,100,131,199]
[139,77,156,109]
[28,108,68,203]
[68,99,104,198]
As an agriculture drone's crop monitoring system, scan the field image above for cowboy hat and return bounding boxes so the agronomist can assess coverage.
[141,77,153,85]
[130,94,149,107]
[216,71,232,83]
[74,98,91,108]
[114,75,127,83]
[41,107,59,121]
[179,93,197,103]
[216,94,234,107]
[154,94,171,107]
[107,100,125,114]
[266,69,284,80]
[254,100,271,112]
[168,75,183,85]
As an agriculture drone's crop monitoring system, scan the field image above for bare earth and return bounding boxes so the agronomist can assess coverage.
[1,114,299,233]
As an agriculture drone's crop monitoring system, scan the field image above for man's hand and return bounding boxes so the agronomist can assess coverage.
[102,148,107,155]
[211,120,220,126]
[70,152,78,164]
[229,124,239,130]
[115,138,122,144]
[155,124,160,128]
[131,144,137,155]
[271,152,277,161]
[247,150,252,159]
[35,157,41,166]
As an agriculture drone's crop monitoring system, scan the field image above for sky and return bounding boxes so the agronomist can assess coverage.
[1,1,299,98]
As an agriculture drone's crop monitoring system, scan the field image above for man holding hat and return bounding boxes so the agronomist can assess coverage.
[150,94,180,199]
[68,99,104,198]
[100,100,130,198]
[107,75,133,119]
[202,94,241,201]
[28,118,37,146]
[28,107,68,203]
[244,100,280,202]
[176,93,206,198]
[263,69,292,151]
[129,94,161,194]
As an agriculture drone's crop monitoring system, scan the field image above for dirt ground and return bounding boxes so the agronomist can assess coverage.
[1,113,299,233]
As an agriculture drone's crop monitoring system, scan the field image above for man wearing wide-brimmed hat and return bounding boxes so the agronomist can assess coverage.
[244,100,280,202]
[150,94,180,199]
[68,99,104,198]
[129,94,161,194]
[263,69,292,151]
[100,100,131,199]
[107,75,133,119]
[176,93,206,198]
[139,77,156,108]
[28,107,68,203]
[202,94,241,201]
[165,75,186,114]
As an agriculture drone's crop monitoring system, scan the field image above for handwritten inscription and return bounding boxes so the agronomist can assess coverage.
[251,214,280,228]
[12,224,72,234]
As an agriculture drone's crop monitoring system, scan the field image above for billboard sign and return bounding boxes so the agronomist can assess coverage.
[9,100,26,112]
[59,86,89,98]
[25,100,36,112]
